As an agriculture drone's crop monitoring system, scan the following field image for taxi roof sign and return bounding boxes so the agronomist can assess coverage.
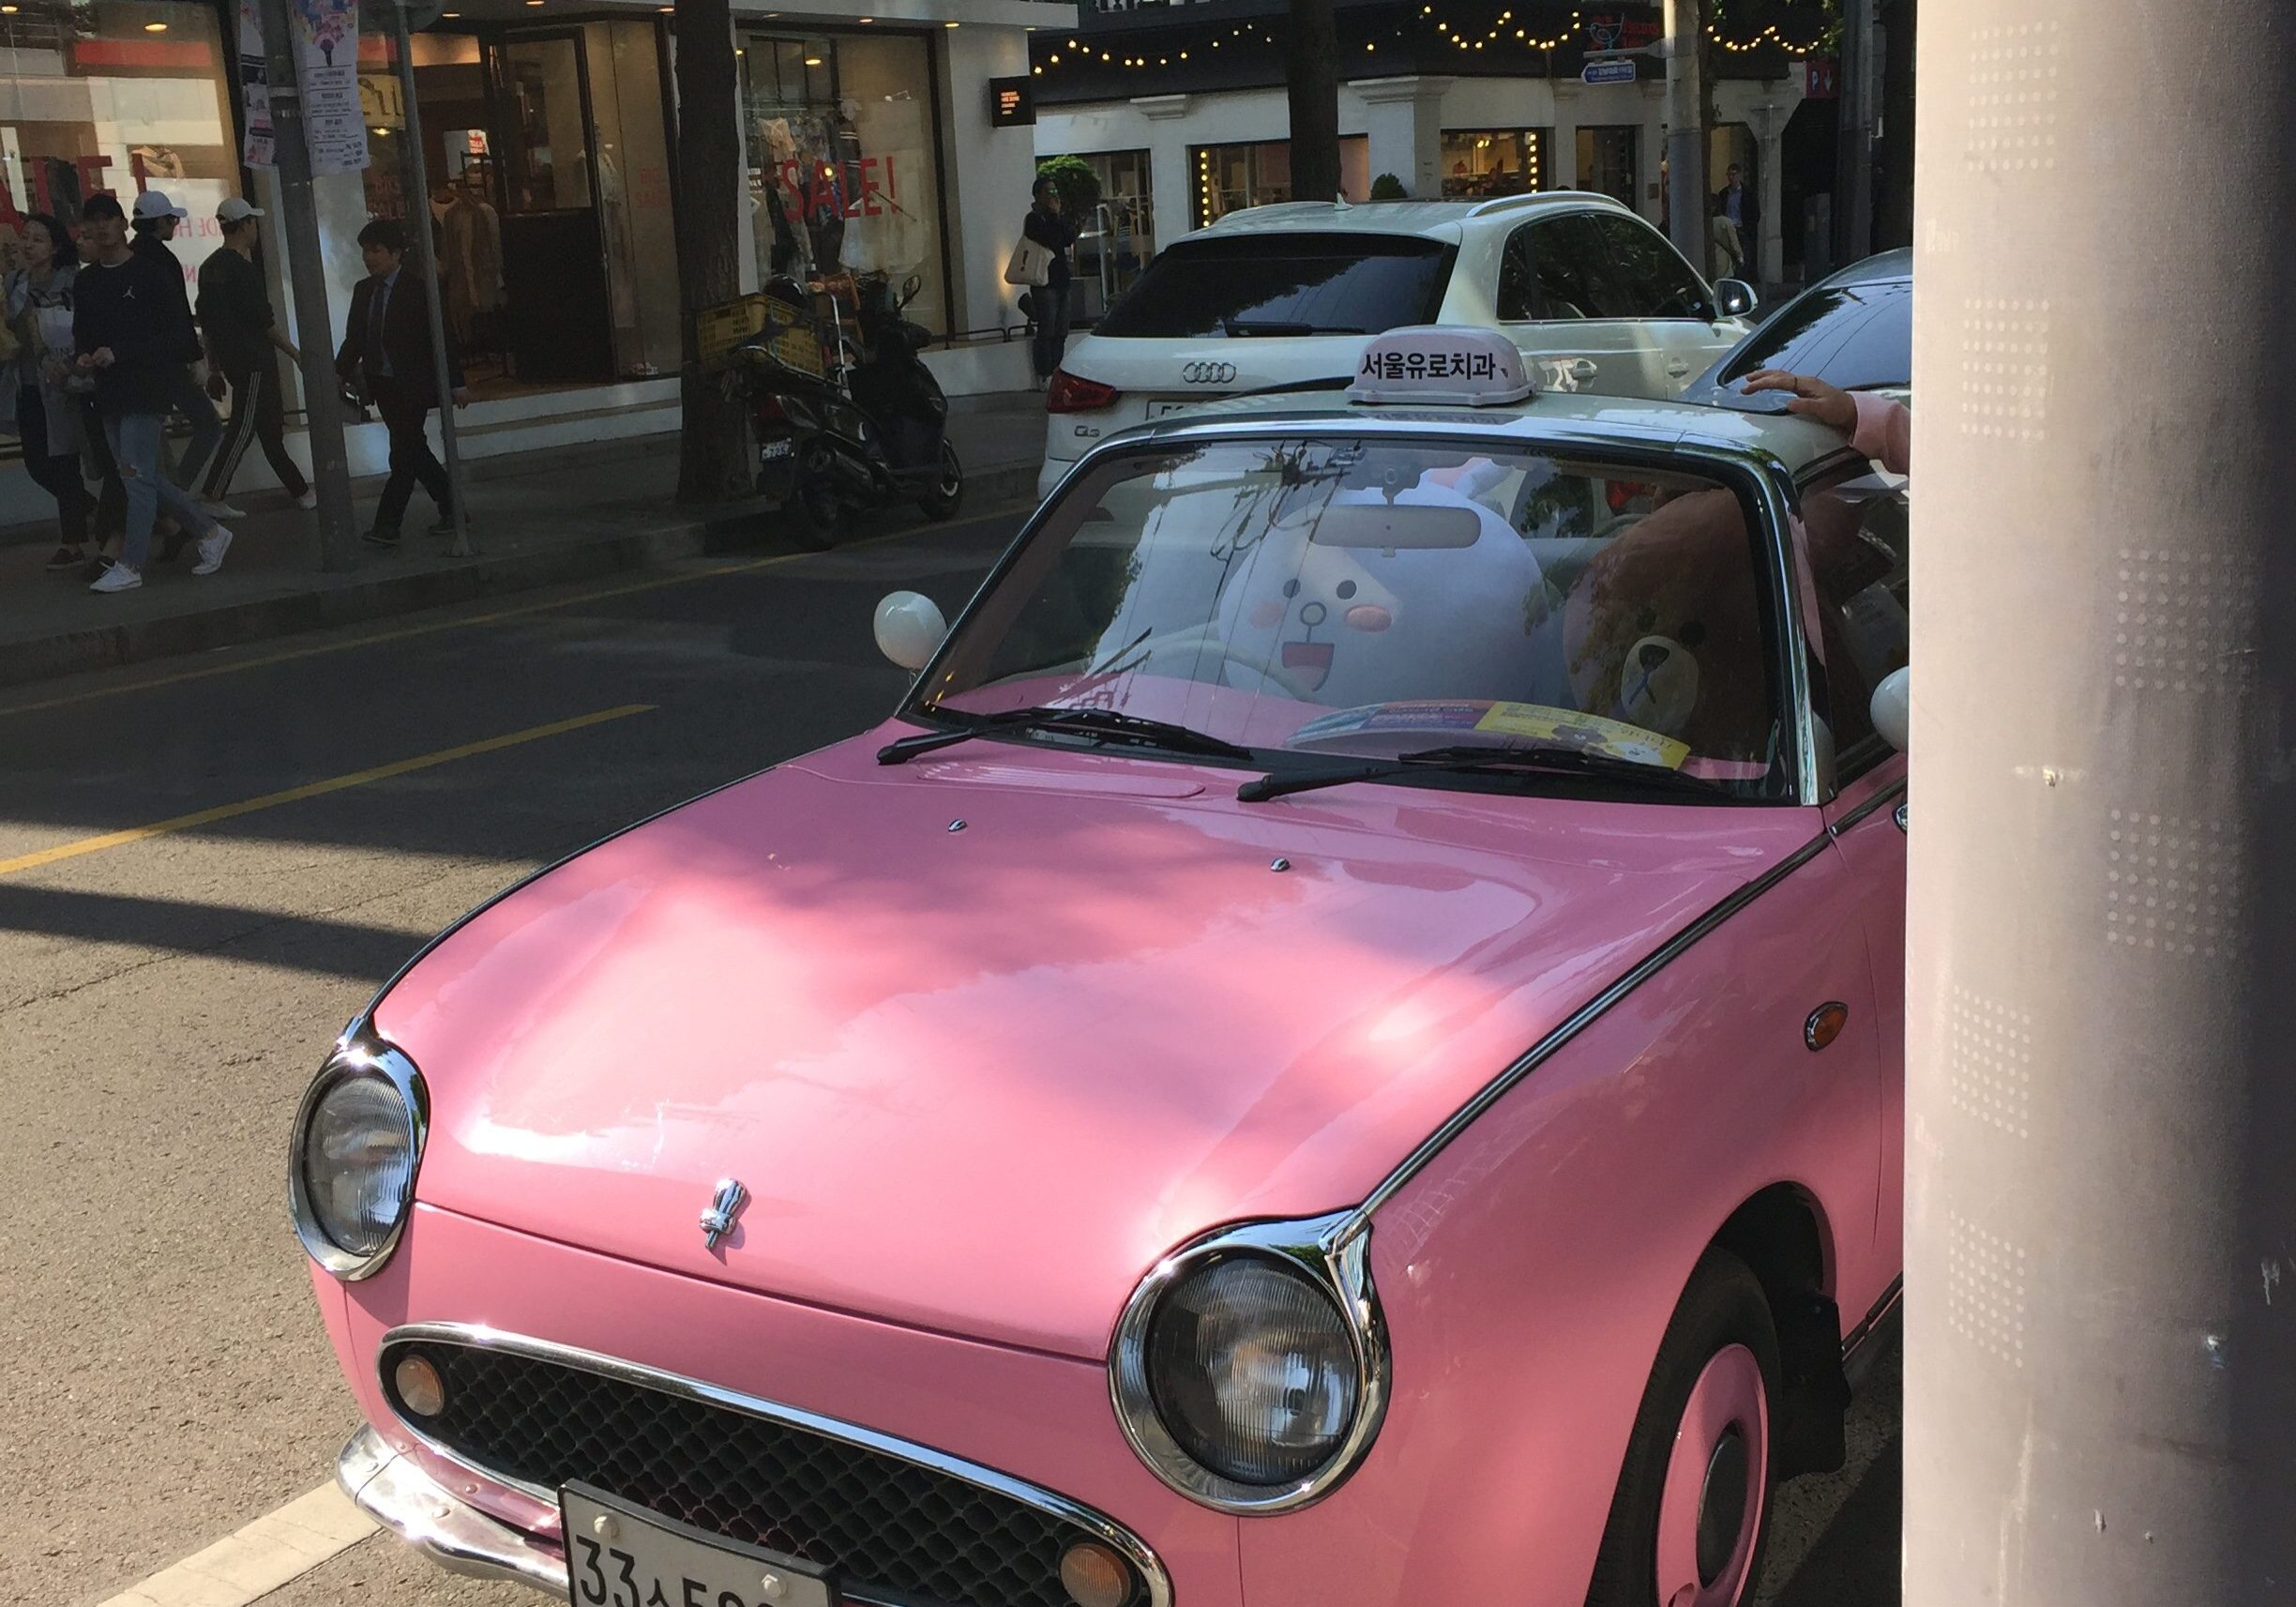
[1347,326,1536,408]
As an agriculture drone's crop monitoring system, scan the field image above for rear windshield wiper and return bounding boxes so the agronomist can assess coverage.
[1237,743,1726,803]
[880,705,1256,766]
[1219,319,1367,338]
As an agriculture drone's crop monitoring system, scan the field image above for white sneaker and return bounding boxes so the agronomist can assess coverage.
[192,525,234,575]
[90,563,143,593]
[196,496,247,519]
[294,489,318,510]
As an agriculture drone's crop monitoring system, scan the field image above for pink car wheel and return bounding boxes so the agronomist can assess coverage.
[1585,1250,1781,1607]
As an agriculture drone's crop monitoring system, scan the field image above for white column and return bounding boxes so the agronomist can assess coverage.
[1354,76,1453,199]
[938,24,1039,336]
[1133,94,1195,235]
[1550,82,1581,189]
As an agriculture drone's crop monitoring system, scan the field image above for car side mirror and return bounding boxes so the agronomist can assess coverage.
[1715,279,1759,318]
[874,591,947,672]
[1870,666,1910,753]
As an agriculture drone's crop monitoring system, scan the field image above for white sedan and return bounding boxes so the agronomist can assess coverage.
[1038,191,1759,498]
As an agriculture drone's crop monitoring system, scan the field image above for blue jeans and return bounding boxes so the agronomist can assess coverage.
[105,411,216,572]
[1031,280,1072,381]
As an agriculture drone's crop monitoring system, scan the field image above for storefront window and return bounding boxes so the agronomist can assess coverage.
[742,28,946,338]
[1191,137,1367,228]
[357,18,677,392]
[0,0,237,281]
[1070,147,1152,312]
[1578,126,1639,208]
[1442,129,1550,197]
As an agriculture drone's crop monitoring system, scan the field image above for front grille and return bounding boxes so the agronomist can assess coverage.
[381,1338,1145,1607]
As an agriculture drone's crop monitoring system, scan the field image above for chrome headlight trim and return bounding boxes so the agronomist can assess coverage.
[1110,1211,1390,1515]
[289,1038,427,1281]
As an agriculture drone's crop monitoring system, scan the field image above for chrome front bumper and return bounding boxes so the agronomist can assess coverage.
[337,1424,566,1598]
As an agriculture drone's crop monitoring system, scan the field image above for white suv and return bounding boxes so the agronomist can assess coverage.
[1037,192,1758,498]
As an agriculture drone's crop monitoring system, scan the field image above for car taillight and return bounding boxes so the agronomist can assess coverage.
[1046,369,1121,414]
[753,393,788,425]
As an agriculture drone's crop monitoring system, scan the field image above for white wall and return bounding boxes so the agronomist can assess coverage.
[935,23,1041,337]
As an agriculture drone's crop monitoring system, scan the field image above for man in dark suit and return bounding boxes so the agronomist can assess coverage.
[336,218,468,546]
[1714,163,1759,274]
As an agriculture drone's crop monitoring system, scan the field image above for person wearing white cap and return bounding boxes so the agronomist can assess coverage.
[127,188,228,527]
[196,197,315,512]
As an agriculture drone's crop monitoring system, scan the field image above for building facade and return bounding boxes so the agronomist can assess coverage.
[0,0,1056,523]
[1029,0,1825,313]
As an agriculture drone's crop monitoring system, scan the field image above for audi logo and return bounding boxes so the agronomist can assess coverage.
[1181,361,1238,385]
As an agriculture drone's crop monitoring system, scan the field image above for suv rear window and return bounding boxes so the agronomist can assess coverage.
[1095,234,1455,339]
[1714,280,1912,390]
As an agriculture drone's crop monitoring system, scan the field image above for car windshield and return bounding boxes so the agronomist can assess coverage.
[1712,280,1912,391]
[1094,235,1455,340]
[914,437,1788,796]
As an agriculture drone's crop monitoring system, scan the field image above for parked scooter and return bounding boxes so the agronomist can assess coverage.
[740,272,963,540]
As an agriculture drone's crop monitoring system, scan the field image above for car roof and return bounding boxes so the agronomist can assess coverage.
[1818,247,1913,289]
[1108,386,1858,478]
[1186,191,1640,243]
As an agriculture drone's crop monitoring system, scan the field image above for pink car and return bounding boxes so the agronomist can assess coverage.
[296,331,1909,1607]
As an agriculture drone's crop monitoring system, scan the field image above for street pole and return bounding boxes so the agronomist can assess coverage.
[256,0,357,571]
[1833,0,1875,264]
[1904,3,2296,1604]
[390,0,471,557]
[1662,0,1704,262]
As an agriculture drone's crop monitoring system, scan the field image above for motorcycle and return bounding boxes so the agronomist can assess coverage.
[739,272,963,540]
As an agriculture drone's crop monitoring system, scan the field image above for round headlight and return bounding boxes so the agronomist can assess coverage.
[290,1043,425,1278]
[1142,1256,1359,1486]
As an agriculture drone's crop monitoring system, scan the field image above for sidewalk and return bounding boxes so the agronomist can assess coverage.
[0,392,1049,690]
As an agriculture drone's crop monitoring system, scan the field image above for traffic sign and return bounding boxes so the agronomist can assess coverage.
[1582,58,1638,84]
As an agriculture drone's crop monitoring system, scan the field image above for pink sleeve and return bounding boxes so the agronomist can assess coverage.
[1850,393,1911,476]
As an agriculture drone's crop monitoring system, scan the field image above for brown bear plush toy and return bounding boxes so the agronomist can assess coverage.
[1560,488,1770,765]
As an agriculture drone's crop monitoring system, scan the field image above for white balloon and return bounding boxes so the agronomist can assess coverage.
[874,591,947,673]
[1870,665,1911,753]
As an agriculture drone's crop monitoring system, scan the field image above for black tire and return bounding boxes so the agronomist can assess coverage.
[1585,1249,1782,1607]
[917,440,963,522]
[790,450,850,547]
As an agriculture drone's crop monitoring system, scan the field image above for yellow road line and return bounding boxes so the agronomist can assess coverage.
[0,515,962,720]
[0,703,653,878]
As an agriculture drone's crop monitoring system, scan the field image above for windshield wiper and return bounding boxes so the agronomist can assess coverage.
[1219,318,1367,338]
[1237,743,1726,803]
[879,705,1256,766]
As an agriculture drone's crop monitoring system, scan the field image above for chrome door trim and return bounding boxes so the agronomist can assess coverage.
[376,1322,1174,1607]
[1827,775,1909,839]
[1348,826,1835,1226]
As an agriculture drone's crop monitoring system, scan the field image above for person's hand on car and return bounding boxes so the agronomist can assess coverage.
[1741,369,1856,432]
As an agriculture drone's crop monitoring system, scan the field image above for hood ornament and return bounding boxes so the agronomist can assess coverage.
[700,1177,749,1251]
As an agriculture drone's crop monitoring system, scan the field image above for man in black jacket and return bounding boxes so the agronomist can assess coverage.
[197,197,314,511]
[128,189,226,510]
[72,192,231,593]
[335,218,468,546]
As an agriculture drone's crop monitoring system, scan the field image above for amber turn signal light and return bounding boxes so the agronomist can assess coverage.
[393,1353,446,1418]
[1058,1539,1134,1607]
[1805,1001,1850,1053]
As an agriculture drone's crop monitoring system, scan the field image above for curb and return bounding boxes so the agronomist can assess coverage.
[0,462,1041,691]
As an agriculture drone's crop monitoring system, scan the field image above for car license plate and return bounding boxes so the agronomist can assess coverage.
[561,1484,836,1607]
[1147,401,1199,417]
[760,437,794,461]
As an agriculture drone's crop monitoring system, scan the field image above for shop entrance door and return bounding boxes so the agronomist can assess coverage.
[486,32,612,384]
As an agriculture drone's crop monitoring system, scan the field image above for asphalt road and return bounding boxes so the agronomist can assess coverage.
[0,505,1898,1607]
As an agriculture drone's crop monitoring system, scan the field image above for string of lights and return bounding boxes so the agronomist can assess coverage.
[1031,4,1827,82]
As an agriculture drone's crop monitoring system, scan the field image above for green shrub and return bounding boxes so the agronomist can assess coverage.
[1369,173,1409,201]
[1035,155,1104,220]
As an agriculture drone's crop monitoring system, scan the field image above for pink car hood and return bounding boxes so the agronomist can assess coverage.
[374,732,1817,1360]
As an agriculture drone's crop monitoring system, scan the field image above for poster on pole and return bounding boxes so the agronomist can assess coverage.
[244,0,369,172]
[238,0,275,168]
[292,0,369,174]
